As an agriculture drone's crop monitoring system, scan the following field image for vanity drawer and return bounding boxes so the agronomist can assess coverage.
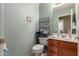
[48,39,58,46]
[59,41,77,51]
[48,46,58,53]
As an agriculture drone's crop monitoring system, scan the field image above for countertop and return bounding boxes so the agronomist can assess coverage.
[48,36,79,43]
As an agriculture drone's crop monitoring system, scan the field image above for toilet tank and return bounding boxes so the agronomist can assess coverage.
[39,37,48,46]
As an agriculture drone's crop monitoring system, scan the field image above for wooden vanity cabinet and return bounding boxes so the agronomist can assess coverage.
[48,39,58,56]
[48,39,78,56]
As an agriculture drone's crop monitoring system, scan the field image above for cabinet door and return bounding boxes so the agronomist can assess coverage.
[48,46,58,53]
[62,49,77,56]
[48,39,58,46]
[58,41,77,56]
[48,39,58,56]
[59,41,77,51]
[58,48,77,56]
[48,46,58,56]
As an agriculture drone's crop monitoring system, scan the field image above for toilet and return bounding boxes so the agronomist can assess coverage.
[32,37,48,56]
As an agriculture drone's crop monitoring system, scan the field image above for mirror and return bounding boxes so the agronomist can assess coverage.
[53,3,76,34]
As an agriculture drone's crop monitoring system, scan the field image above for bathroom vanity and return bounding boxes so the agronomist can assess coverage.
[49,3,79,56]
[48,37,78,56]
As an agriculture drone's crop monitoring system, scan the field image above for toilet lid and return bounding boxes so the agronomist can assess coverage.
[32,44,44,50]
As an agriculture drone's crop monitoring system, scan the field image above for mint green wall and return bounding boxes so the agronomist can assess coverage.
[52,7,75,33]
[4,3,39,56]
[0,4,2,37]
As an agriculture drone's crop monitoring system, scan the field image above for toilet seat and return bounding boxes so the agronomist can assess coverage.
[32,44,44,50]
[32,44,44,53]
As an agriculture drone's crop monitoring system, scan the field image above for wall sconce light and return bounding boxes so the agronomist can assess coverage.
[27,16,31,22]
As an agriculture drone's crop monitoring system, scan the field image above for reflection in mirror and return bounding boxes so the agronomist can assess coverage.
[59,15,71,33]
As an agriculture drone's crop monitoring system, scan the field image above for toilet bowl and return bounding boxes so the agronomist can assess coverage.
[32,37,48,56]
[32,44,44,55]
